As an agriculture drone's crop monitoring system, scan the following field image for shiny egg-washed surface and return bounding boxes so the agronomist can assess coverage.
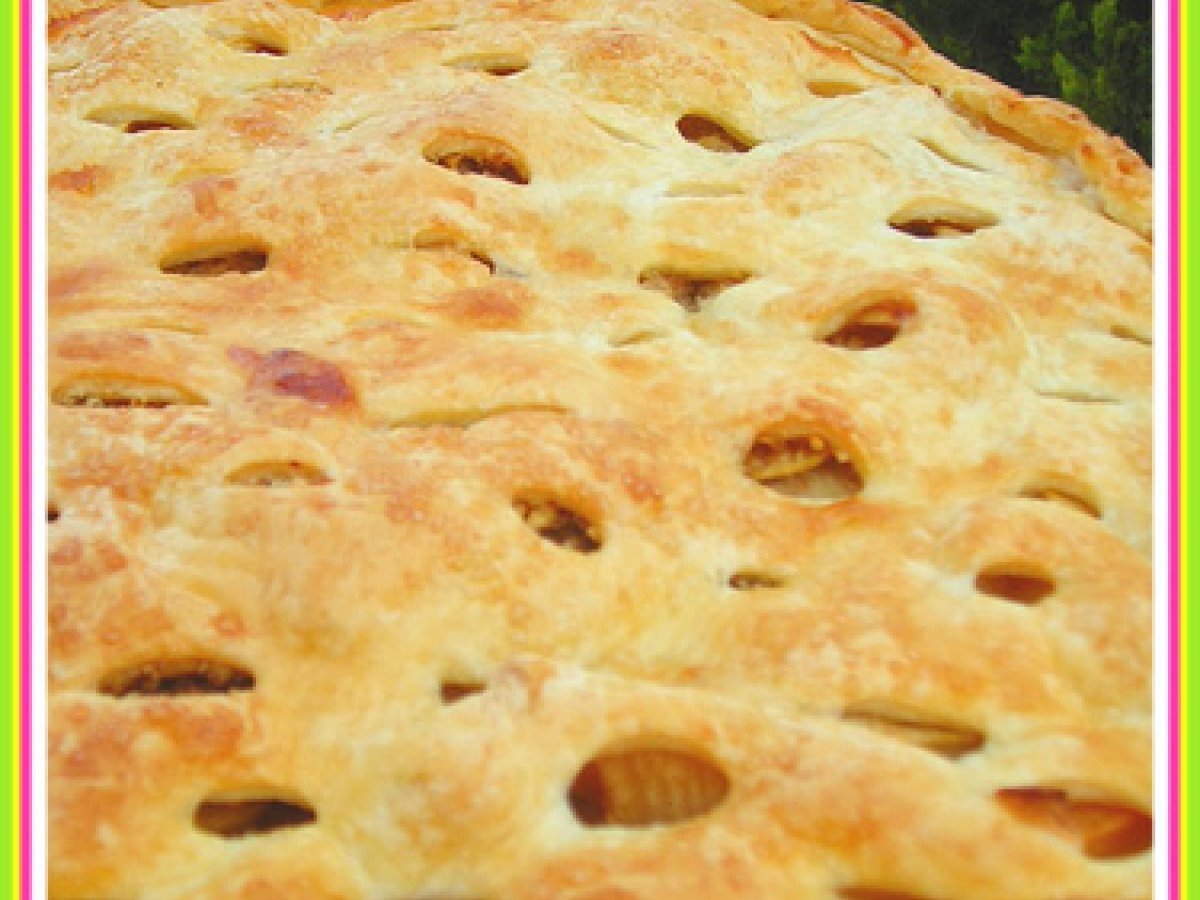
[48,0,1152,897]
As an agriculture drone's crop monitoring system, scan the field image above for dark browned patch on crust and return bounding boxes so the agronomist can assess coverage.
[99,657,255,697]
[838,888,932,900]
[996,787,1152,859]
[230,347,356,408]
[194,797,316,838]
[676,114,754,153]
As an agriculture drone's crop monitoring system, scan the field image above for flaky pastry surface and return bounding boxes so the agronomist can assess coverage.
[48,0,1153,897]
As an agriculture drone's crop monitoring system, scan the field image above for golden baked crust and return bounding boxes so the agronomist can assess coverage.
[48,1,1153,898]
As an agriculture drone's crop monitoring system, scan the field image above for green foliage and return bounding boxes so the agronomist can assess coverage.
[859,0,1152,161]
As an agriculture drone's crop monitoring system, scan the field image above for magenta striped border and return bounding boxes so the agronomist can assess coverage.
[20,0,33,892]
[1168,0,1183,893]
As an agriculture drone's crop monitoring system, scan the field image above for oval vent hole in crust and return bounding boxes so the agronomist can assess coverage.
[728,570,786,590]
[842,705,985,759]
[1019,481,1101,519]
[440,679,487,704]
[823,299,915,350]
[87,108,194,133]
[888,203,998,239]
[424,136,530,185]
[513,494,602,553]
[975,563,1056,605]
[414,230,496,273]
[744,425,863,501]
[226,460,332,487]
[995,787,1152,859]
[194,796,316,838]
[638,267,751,313]
[1110,324,1152,346]
[99,658,255,697]
[568,747,730,827]
[807,80,865,98]
[446,54,528,76]
[676,114,754,153]
[161,242,270,276]
[48,501,61,523]
[52,377,205,409]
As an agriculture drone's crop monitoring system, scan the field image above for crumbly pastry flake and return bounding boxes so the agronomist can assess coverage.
[48,0,1151,897]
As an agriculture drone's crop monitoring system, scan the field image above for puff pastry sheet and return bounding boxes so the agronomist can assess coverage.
[48,0,1153,897]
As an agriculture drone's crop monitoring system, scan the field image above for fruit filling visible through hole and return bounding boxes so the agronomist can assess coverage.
[99,657,255,697]
[744,429,862,500]
[676,114,754,153]
[425,138,529,184]
[842,705,985,758]
[996,787,1151,859]
[823,299,915,350]
[639,268,750,312]
[194,797,316,838]
[514,495,601,552]
[568,748,729,827]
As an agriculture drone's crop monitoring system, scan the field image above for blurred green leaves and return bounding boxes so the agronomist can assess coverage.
[859,0,1152,161]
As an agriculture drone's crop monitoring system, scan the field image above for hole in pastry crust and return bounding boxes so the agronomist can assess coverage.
[52,377,205,409]
[842,705,985,759]
[916,138,985,172]
[638,267,751,313]
[160,242,270,276]
[87,107,194,133]
[807,80,865,98]
[391,403,569,428]
[744,425,863,502]
[424,136,530,185]
[838,888,932,900]
[440,679,486,704]
[99,657,255,697]
[888,202,998,238]
[1018,479,1101,520]
[194,796,316,838]
[975,563,1056,605]
[48,501,61,523]
[225,460,332,487]
[822,299,915,350]
[728,570,786,590]
[413,230,496,273]
[513,494,602,553]
[568,747,730,827]
[1110,324,1152,346]
[676,114,755,153]
[228,35,287,55]
[1034,388,1120,405]
[995,787,1152,859]
[446,54,529,76]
